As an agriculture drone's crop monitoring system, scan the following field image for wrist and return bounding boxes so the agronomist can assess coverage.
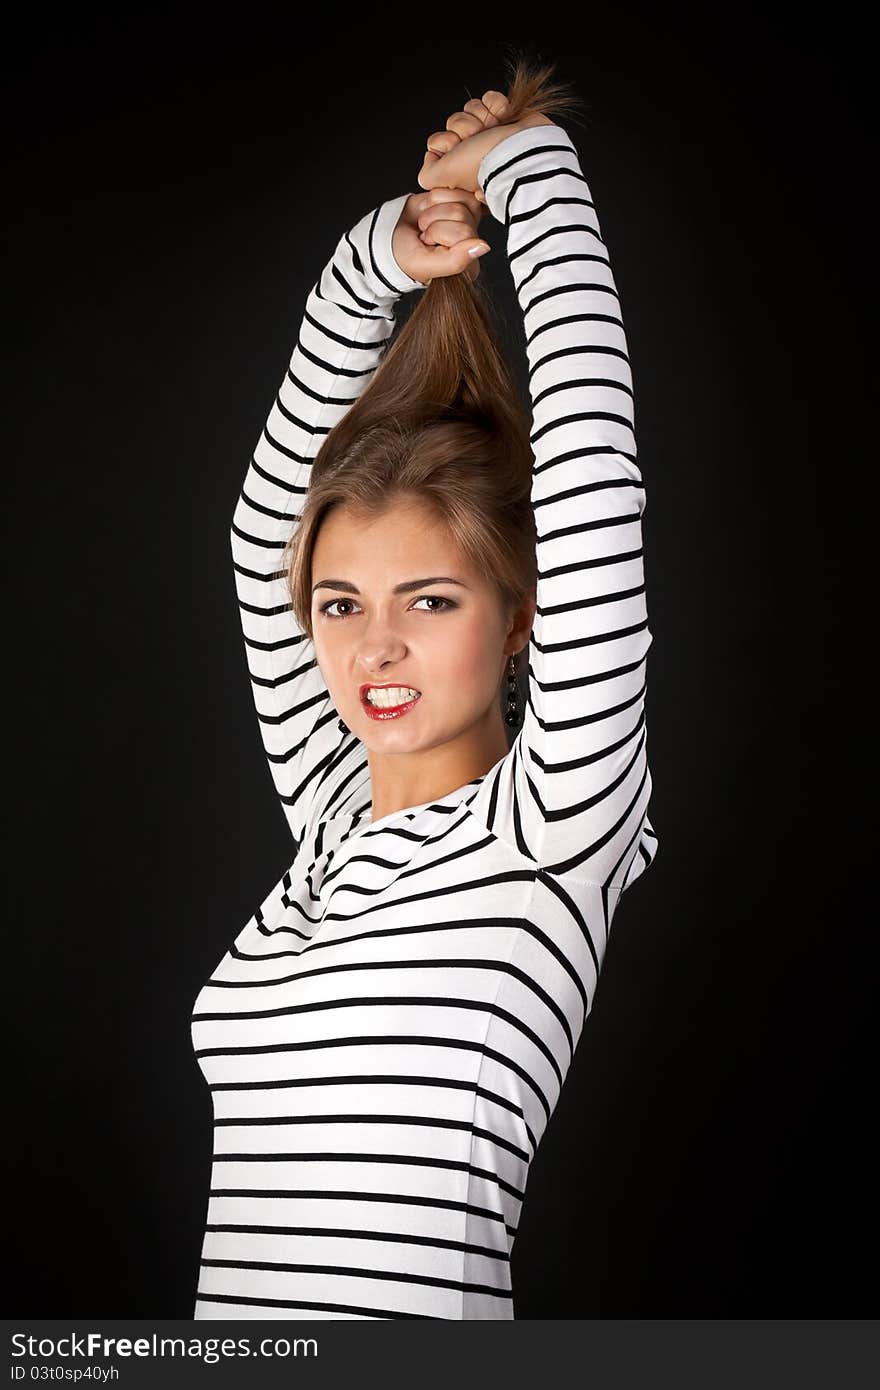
[350,193,427,301]
[477,123,575,220]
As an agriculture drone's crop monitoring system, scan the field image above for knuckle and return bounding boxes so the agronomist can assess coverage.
[482,89,509,114]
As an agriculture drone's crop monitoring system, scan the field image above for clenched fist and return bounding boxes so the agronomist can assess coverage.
[392,185,490,286]
[418,89,555,205]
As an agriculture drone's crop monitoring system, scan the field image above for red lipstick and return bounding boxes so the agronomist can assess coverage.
[359,683,422,721]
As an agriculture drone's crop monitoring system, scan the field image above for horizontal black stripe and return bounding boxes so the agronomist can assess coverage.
[200,1255,511,1297]
[204,1220,511,1261]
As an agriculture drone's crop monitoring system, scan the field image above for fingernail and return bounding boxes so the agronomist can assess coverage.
[469,242,490,257]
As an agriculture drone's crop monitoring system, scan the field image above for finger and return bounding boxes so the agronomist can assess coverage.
[481,89,510,120]
[462,97,499,128]
[418,209,482,241]
[445,110,484,139]
[418,217,483,249]
[424,239,490,277]
[426,129,461,156]
[417,150,441,189]
[417,189,483,221]
[417,146,468,192]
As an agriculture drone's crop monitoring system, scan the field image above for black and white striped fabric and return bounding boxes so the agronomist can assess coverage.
[191,124,659,1320]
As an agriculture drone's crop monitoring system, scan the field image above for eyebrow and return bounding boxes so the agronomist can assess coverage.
[312,576,470,596]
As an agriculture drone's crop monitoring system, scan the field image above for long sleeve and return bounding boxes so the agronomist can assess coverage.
[467,124,659,892]
[231,193,426,847]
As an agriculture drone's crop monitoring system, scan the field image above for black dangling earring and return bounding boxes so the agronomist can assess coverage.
[338,718,349,735]
[504,653,520,728]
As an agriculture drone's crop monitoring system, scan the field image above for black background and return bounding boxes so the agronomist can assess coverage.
[5,5,871,1317]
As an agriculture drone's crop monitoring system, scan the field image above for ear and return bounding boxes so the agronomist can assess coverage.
[506,591,537,653]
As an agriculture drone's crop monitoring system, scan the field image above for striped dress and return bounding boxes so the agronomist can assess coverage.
[190,123,659,1320]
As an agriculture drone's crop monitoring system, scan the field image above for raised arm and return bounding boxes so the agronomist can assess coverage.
[231,195,425,847]
[468,124,659,892]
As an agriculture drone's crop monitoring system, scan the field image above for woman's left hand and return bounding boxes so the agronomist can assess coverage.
[392,185,490,285]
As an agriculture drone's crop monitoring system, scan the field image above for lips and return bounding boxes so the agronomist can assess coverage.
[359,683,421,699]
[359,684,422,721]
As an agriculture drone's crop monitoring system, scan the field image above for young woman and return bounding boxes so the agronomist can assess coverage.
[191,59,659,1320]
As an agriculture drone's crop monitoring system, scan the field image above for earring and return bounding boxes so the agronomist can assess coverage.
[504,653,520,728]
[338,718,349,735]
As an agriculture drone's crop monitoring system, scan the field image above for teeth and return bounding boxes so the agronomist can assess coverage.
[366,686,420,708]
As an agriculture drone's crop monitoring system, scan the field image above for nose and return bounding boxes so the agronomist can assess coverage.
[356,621,408,677]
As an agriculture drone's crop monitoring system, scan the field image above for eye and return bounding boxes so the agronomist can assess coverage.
[317,595,457,619]
[412,596,457,613]
[318,598,361,619]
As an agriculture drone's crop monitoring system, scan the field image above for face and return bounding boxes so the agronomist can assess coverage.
[310,498,527,752]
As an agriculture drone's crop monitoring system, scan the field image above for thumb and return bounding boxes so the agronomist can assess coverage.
[414,234,491,282]
[418,151,441,189]
[444,237,491,276]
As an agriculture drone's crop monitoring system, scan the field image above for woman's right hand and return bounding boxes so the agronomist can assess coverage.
[392,185,490,286]
[417,90,555,204]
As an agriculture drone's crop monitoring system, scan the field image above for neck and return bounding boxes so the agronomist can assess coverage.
[366,707,510,822]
